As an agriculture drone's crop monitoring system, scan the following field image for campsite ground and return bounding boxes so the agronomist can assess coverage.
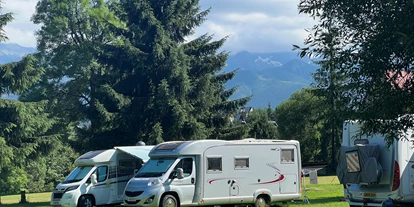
[0,176,349,207]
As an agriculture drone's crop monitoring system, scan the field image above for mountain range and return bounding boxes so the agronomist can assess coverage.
[224,51,318,108]
[0,44,318,108]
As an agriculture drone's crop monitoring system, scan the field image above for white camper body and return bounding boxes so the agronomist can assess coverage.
[50,146,153,207]
[123,138,302,207]
[339,120,414,207]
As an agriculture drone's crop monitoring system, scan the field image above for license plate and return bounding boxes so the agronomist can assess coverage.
[51,201,60,205]
[127,197,136,201]
[363,192,376,197]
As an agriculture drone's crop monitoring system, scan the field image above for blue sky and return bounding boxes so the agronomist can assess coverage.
[3,0,315,53]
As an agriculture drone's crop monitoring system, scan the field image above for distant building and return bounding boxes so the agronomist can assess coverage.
[231,106,254,124]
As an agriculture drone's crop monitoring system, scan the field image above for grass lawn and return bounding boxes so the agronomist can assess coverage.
[287,175,348,207]
[0,176,349,207]
[0,192,51,207]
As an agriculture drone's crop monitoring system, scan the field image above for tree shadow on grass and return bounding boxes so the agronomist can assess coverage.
[291,196,346,205]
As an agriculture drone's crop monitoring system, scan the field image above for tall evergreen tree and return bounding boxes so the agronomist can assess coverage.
[294,22,352,170]
[30,0,127,152]
[95,0,250,146]
[30,0,249,152]
[0,2,58,194]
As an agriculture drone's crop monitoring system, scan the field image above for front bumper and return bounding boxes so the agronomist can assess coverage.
[50,190,80,207]
[123,187,161,207]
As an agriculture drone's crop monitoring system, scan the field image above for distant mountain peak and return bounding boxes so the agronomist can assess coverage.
[0,43,36,64]
[254,56,282,67]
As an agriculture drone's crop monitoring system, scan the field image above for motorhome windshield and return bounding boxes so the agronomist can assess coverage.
[62,166,93,183]
[135,158,176,178]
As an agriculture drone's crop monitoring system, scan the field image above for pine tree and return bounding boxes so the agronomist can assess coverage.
[0,2,57,193]
[95,0,250,145]
[30,0,251,151]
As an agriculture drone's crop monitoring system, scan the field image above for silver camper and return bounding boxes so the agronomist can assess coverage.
[338,120,414,206]
[50,146,153,207]
[123,138,302,207]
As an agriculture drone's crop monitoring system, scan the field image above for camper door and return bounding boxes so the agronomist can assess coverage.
[89,165,111,205]
[167,157,196,205]
[279,147,299,194]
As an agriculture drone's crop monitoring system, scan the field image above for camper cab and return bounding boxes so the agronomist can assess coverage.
[338,120,414,206]
[50,146,153,207]
[123,138,302,207]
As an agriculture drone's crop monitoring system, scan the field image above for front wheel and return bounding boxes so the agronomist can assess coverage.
[78,195,94,207]
[160,194,178,207]
[255,196,269,207]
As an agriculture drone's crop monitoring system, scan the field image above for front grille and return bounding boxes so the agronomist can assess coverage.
[125,191,144,197]
[53,193,63,199]
[125,199,140,204]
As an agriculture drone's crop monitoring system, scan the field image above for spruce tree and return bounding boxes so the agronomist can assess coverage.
[94,0,250,145]
[0,2,57,193]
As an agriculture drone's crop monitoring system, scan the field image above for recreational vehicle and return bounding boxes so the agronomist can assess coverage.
[338,120,414,206]
[123,138,302,207]
[50,145,153,207]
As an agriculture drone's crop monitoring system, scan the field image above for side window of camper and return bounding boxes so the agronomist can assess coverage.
[207,157,222,173]
[174,158,193,177]
[97,166,108,182]
[109,166,117,179]
[281,149,295,163]
[234,157,249,169]
[118,160,142,177]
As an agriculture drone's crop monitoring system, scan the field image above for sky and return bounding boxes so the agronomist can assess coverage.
[3,0,316,53]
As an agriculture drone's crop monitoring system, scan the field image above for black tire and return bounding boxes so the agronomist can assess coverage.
[160,194,178,207]
[255,196,269,207]
[78,195,94,207]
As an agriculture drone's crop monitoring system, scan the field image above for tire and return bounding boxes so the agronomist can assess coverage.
[78,195,94,207]
[160,194,178,207]
[254,196,269,207]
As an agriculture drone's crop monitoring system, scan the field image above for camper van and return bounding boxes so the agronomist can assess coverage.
[123,138,302,207]
[50,145,153,207]
[338,120,414,206]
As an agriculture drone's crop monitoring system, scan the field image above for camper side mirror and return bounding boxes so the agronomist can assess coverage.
[176,168,184,179]
[90,174,98,185]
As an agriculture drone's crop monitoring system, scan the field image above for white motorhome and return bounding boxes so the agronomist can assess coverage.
[123,138,302,207]
[338,120,414,207]
[50,145,153,207]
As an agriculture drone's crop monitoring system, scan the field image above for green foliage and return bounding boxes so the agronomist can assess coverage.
[297,0,414,144]
[147,123,164,145]
[245,108,278,139]
[0,137,12,171]
[30,0,249,152]
[0,0,67,193]
[0,3,13,43]
[0,55,43,94]
[275,88,326,163]
[24,143,78,193]
[0,167,28,194]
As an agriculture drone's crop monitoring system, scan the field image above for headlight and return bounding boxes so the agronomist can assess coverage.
[147,178,162,186]
[144,195,155,204]
[65,185,80,192]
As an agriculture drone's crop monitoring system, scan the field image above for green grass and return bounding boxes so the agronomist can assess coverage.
[287,175,348,207]
[0,192,51,207]
[0,176,349,207]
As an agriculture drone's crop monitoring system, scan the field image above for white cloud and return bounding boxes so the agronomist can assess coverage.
[1,0,316,52]
[3,0,39,47]
[195,0,317,53]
